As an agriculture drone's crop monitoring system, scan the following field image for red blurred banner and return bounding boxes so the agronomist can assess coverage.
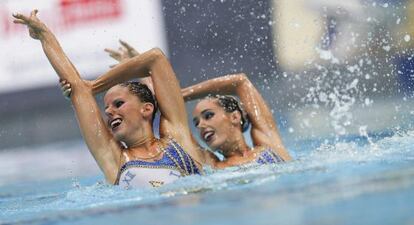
[60,0,122,27]
[0,0,167,93]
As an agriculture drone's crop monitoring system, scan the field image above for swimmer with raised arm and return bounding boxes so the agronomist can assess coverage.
[86,41,292,168]
[182,74,292,169]
[13,10,205,188]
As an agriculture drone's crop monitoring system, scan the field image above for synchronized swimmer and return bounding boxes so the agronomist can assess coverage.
[183,74,292,168]
[90,42,292,167]
[13,10,205,189]
[14,9,291,189]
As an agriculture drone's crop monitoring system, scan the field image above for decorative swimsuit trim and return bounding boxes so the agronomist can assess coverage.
[164,137,202,175]
[255,146,285,164]
[115,137,200,184]
[162,144,187,175]
[169,139,197,175]
[171,140,189,174]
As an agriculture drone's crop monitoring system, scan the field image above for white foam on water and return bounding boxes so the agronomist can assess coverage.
[2,129,414,224]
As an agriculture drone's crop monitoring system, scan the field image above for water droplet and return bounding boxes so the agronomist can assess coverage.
[364,98,373,106]
[404,34,411,42]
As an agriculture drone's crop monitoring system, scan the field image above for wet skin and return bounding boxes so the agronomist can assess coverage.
[192,98,244,152]
[104,85,154,147]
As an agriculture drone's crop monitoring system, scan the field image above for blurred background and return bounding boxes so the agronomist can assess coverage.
[1,0,414,182]
[3,2,414,223]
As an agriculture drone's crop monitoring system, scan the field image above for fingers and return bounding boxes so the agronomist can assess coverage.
[59,80,72,100]
[12,13,29,24]
[30,9,39,18]
[59,79,67,85]
[60,83,71,91]
[12,12,26,20]
[63,88,72,100]
[59,79,71,89]
[104,48,115,54]
[119,39,139,56]
[104,48,121,57]
[13,10,43,28]
[119,39,133,51]
[13,19,26,25]
[12,11,37,25]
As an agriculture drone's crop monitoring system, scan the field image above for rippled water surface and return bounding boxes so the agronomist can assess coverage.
[1,131,414,225]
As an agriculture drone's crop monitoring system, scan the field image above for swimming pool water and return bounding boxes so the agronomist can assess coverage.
[1,130,414,224]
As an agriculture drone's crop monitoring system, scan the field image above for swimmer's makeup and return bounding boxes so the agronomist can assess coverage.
[105,99,125,111]
[192,117,199,127]
[193,109,215,127]
[114,99,125,108]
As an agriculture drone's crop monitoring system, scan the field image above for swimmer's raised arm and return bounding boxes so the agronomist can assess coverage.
[13,10,79,84]
[182,73,291,161]
[90,48,206,165]
[13,10,120,183]
[91,49,161,95]
[61,41,154,98]
[101,40,154,94]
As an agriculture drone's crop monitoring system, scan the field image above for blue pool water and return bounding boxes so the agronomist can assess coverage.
[1,130,414,225]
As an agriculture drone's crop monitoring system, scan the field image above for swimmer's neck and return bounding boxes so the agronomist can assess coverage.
[128,134,156,149]
[123,124,156,150]
[221,137,250,158]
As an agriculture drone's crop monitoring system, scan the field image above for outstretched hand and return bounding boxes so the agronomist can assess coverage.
[104,40,154,93]
[104,40,140,67]
[12,9,49,40]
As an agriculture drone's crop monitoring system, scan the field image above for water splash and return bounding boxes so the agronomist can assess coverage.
[2,130,414,224]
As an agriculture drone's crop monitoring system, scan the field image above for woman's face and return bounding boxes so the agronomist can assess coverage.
[192,99,236,150]
[104,85,145,143]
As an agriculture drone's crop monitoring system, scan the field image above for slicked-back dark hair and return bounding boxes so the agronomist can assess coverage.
[213,95,250,132]
[119,81,158,123]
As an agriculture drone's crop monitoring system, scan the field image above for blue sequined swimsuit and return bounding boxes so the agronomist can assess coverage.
[115,138,201,188]
[256,148,284,164]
